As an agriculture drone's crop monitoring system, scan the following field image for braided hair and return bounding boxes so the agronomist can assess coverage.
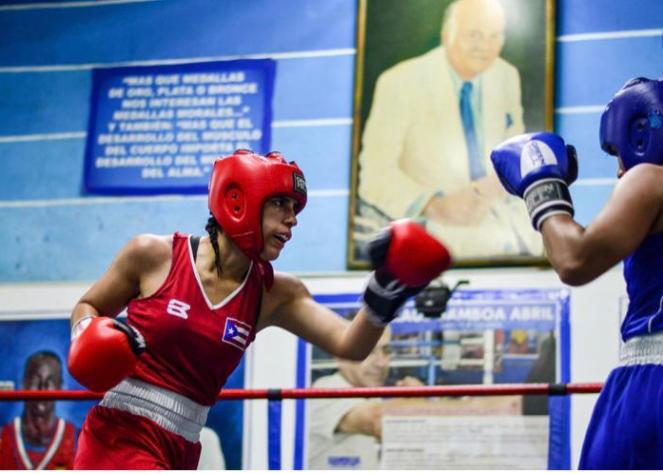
[205,215,223,278]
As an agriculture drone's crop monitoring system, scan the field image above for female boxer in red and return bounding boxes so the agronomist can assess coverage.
[67,150,451,469]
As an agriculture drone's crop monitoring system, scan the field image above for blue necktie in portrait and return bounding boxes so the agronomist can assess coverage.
[460,81,485,180]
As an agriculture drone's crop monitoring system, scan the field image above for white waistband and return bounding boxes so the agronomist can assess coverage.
[619,332,663,367]
[100,378,209,443]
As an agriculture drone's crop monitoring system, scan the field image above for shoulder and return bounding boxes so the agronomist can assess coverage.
[265,271,310,304]
[616,164,663,197]
[125,233,171,258]
[623,162,663,180]
[612,164,663,230]
[118,233,172,271]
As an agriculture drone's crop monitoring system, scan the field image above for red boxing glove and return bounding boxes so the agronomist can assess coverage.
[370,219,452,286]
[68,317,145,392]
[363,219,452,326]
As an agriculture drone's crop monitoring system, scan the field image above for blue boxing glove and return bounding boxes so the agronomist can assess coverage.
[490,132,578,230]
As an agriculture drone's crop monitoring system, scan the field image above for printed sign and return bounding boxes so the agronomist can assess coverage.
[84,59,276,195]
[295,288,571,470]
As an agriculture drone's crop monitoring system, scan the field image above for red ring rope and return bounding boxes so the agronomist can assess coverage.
[0,382,603,401]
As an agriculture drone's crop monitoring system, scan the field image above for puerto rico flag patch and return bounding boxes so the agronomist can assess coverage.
[222,317,251,350]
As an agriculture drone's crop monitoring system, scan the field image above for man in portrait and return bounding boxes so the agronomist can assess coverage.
[354,0,543,261]
[0,351,77,470]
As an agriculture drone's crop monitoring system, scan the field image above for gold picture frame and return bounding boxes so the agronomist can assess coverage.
[347,0,556,269]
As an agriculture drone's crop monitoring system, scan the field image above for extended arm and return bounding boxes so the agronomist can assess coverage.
[260,220,452,360]
[259,275,386,361]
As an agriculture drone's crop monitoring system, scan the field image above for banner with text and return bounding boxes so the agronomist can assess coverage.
[84,59,275,195]
[294,288,571,470]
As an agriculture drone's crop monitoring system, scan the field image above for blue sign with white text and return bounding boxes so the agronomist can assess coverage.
[84,59,275,195]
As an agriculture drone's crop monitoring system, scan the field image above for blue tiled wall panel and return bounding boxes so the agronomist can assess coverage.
[273,55,355,121]
[271,124,351,190]
[0,122,351,201]
[1,0,661,283]
[555,112,618,180]
[0,198,207,281]
[0,0,58,5]
[556,36,663,107]
[272,194,349,273]
[0,0,355,66]
[0,139,86,200]
[0,54,354,137]
[558,0,663,35]
[0,194,348,281]
[0,71,91,136]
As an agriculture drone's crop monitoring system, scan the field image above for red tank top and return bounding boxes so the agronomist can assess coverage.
[0,417,76,470]
[128,232,263,406]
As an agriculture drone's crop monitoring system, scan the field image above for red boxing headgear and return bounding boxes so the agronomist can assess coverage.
[208,149,307,262]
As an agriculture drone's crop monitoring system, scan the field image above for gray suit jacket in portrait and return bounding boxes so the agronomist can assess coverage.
[356,46,542,259]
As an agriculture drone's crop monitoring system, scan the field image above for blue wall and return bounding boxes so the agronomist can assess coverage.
[0,0,662,282]
[555,0,663,225]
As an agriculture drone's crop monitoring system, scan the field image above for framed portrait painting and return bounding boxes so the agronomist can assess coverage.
[347,0,555,268]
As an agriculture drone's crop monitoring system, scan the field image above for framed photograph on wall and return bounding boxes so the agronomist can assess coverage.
[347,0,555,268]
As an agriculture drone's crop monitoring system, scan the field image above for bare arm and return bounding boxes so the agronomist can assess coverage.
[541,165,663,285]
[71,234,171,327]
[259,273,385,361]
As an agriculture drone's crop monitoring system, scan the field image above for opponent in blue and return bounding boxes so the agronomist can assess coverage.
[490,77,663,469]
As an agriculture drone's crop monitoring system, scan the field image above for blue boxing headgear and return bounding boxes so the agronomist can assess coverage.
[600,77,663,171]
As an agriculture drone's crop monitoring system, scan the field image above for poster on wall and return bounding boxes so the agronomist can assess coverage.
[293,288,570,470]
[84,59,276,195]
[347,0,555,268]
[0,316,246,470]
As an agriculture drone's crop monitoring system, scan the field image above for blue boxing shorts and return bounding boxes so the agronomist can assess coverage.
[579,334,663,469]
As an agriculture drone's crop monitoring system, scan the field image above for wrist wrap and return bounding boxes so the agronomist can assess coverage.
[523,178,574,230]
